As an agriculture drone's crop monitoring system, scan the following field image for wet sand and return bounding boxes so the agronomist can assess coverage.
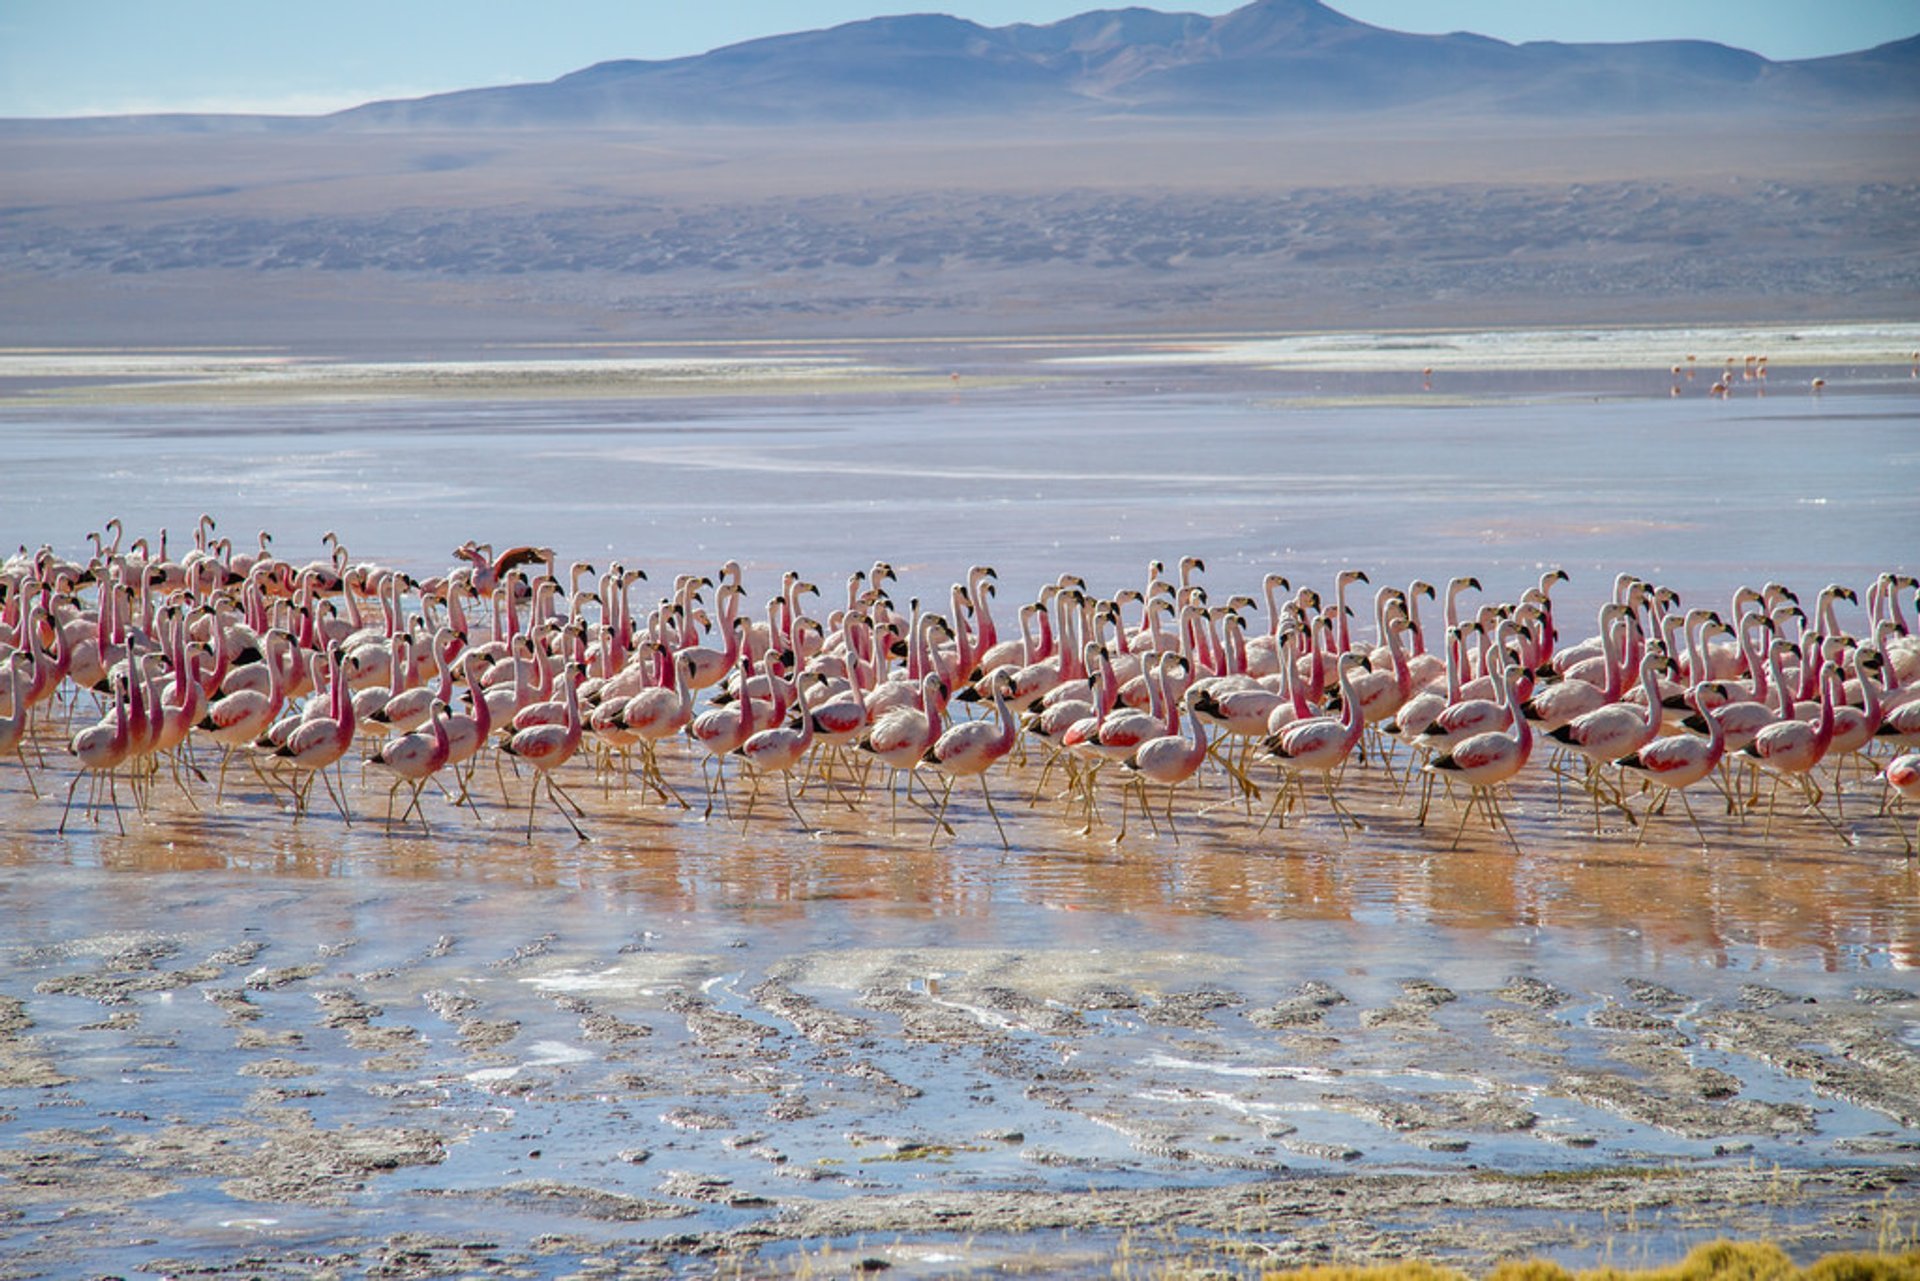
[1,332,1918,1277]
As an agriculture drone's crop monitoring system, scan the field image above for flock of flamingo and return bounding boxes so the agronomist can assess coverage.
[1,517,1917,855]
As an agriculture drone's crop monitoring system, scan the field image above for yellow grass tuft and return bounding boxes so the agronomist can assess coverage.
[1264,1245,1920,1281]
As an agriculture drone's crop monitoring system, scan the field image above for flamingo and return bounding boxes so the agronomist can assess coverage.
[501,660,588,842]
[1883,753,1920,854]
[1427,663,1534,852]
[1257,653,1367,837]
[1545,652,1667,828]
[1825,648,1884,814]
[59,670,132,835]
[268,645,357,823]
[921,671,1018,848]
[736,673,817,834]
[0,654,41,797]
[1617,684,1726,847]
[859,672,949,833]
[197,628,291,801]
[1117,685,1209,842]
[1743,660,1839,834]
[690,652,761,819]
[367,700,452,833]
[616,645,695,807]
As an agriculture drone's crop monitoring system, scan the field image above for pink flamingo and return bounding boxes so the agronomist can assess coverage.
[737,672,817,834]
[1883,753,1920,854]
[367,700,452,834]
[1427,663,1534,852]
[1824,649,1884,817]
[198,628,291,801]
[501,660,588,842]
[1117,684,1209,842]
[1618,683,1726,847]
[1743,660,1839,835]
[859,672,948,833]
[1,654,41,797]
[922,671,1018,848]
[438,651,494,809]
[1524,604,1628,732]
[618,647,695,807]
[1257,653,1367,838]
[269,645,358,823]
[690,652,760,819]
[60,671,132,835]
[1546,652,1667,828]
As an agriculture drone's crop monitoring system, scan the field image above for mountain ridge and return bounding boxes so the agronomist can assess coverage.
[5,0,1916,132]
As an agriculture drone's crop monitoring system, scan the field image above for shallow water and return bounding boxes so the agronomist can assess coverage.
[3,350,1915,615]
[1,342,1917,1276]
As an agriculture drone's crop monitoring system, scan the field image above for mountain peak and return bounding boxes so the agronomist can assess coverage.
[1212,0,1361,44]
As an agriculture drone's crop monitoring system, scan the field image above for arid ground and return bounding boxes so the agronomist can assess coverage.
[2,115,1915,349]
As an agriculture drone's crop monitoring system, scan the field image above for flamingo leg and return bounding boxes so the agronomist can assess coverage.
[319,769,352,824]
[547,777,590,841]
[739,773,764,832]
[7,750,37,798]
[58,770,85,834]
[1323,775,1357,841]
[1256,773,1293,836]
[1139,779,1164,837]
[102,769,126,835]
[1489,790,1524,854]
[1448,788,1479,851]
[1029,745,1065,806]
[929,777,957,847]
[1679,790,1711,849]
[1415,769,1437,826]
[407,779,434,831]
[978,774,1009,850]
[782,772,813,835]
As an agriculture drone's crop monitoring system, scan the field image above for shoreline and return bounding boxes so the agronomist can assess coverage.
[1,319,1915,408]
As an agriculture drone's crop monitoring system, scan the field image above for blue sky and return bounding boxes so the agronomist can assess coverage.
[2,1,1915,117]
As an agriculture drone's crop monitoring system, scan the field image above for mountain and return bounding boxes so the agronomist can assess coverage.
[323,0,1919,128]
[7,0,1917,133]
